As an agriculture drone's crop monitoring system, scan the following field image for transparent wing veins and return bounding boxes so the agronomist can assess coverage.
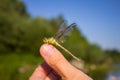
[54,22,76,42]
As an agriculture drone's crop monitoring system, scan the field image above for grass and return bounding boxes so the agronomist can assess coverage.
[0,53,43,80]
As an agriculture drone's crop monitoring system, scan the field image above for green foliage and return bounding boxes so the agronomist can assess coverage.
[0,53,43,80]
[105,49,120,63]
[88,66,107,80]
[0,0,107,63]
[85,44,107,63]
[0,0,29,17]
[0,0,29,53]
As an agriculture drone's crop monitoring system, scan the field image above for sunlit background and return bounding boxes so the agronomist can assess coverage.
[23,0,120,51]
[0,0,120,80]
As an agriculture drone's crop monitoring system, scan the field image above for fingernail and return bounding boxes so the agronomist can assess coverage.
[40,44,54,59]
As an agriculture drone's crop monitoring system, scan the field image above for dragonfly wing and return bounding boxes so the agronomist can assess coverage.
[58,21,67,32]
[58,36,65,43]
[54,22,76,43]
[62,23,76,37]
[62,26,73,36]
[54,21,67,39]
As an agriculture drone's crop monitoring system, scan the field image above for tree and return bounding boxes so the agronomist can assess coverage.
[85,44,106,63]
[0,0,29,52]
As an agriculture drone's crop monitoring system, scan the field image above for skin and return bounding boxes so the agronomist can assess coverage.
[29,44,93,80]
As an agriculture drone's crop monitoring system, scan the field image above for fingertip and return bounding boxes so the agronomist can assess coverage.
[40,44,54,60]
[40,44,49,55]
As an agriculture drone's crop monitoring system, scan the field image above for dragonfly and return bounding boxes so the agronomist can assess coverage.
[43,21,80,61]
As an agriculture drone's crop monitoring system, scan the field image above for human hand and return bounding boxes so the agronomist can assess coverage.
[29,44,93,80]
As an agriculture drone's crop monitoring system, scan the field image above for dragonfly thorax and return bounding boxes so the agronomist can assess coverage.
[43,37,58,46]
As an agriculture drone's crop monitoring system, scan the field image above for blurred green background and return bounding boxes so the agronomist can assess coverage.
[0,0,120,80]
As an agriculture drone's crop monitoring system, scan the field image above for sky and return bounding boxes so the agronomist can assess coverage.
[23,0,120,51]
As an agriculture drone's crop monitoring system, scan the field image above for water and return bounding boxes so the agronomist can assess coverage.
[105,64,120,80]
[106,72,120,80]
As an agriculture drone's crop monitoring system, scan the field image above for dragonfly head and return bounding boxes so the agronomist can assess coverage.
[43,37,48,43]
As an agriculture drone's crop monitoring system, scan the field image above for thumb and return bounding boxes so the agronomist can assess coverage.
[40,44,76,78]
